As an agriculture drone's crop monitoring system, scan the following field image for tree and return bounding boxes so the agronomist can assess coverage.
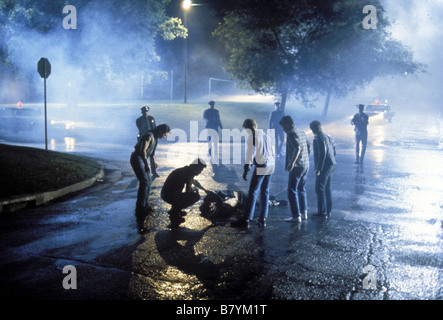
[211,0,424,115]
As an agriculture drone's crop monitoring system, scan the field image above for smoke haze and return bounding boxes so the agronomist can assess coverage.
[1,1,442,114]
[1,2,164,104]
[357,0,443,112]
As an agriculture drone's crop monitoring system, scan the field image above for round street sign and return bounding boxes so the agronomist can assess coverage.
[38,58,51,79]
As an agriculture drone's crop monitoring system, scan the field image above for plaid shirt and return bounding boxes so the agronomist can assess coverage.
[285,128,310,171]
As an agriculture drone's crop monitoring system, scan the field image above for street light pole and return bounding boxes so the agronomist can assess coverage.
[182,0,191,104]
[183,10,188,104]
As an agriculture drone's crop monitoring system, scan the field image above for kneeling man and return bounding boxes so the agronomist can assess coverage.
[161,158,210,228]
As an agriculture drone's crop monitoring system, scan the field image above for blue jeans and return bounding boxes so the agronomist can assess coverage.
[275,129,284,155]
[288,166,308,218]
[244,168,272,221]
[130,152,152,209]
[315,165,334,214]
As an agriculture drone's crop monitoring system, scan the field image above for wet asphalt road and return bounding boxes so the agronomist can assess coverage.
[0,109,442,301]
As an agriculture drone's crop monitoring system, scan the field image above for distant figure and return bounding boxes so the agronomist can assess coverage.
[351,104,369,164]
[310,120,336,217]
[279,115,310,223]
[130,124,170,213]
[161,159,211,229]
[136,106,159,178]
[136,106,156,137]
[203,101,223,162]
[268,102,285,157]
[231,118,275,229]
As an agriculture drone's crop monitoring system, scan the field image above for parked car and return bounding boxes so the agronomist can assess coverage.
[365,102,394,122]
[0,107,42,134]
[0,107,68,137]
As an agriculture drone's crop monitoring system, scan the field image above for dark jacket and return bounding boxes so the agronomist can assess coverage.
[313,132,336,172]
[351,112,369,134]
[268,110,285,130]
[203,108,223,130]
[136,115,156,136]
[161,166,196,200]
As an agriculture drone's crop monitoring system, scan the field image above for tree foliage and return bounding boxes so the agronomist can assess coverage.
[211,0,425,114]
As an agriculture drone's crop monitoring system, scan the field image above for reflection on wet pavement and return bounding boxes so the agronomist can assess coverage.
[102,111,443,299]
[0,109,441,300]
[127,112,443,300]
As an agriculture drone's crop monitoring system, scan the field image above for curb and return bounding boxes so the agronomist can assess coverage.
[0,167,105,214]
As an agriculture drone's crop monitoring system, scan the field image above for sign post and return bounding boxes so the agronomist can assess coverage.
[37,58,51,150]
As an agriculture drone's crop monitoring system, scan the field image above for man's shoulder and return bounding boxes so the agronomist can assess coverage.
[323,132,335,144]
[168,166,187,177]
[317,132,329,141]
[177,165,192,173]
[270,110,283,117]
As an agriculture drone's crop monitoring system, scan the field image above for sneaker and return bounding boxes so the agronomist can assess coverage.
[231,219,249,228]
[284,216,302,223]
[301,212,308,220]
[258,219,266,227]
[312,212,327,218]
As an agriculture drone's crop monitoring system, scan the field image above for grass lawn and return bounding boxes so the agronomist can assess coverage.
[127,100,323,132]
[0,143,102,198]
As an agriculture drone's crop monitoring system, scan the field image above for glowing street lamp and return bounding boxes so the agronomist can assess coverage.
[182,0,192,10]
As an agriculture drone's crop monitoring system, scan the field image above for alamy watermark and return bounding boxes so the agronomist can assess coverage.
[63,4,377,31]
[63,5,77,30]
[362,264,377,289]
[362,5,377,29]
[165,121,275,175]
[62,265,77,289]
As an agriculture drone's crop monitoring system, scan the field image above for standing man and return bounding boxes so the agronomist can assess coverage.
[161,159,210,229]
[136,106,159,178]
[351,104,369,164]
[203,101,223,162]
[268,102,285,157]
[130,124,170,214]
[231,119,275,228]
[279,115,310,222]
[136,106,156,137]
[310,120,336,217]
